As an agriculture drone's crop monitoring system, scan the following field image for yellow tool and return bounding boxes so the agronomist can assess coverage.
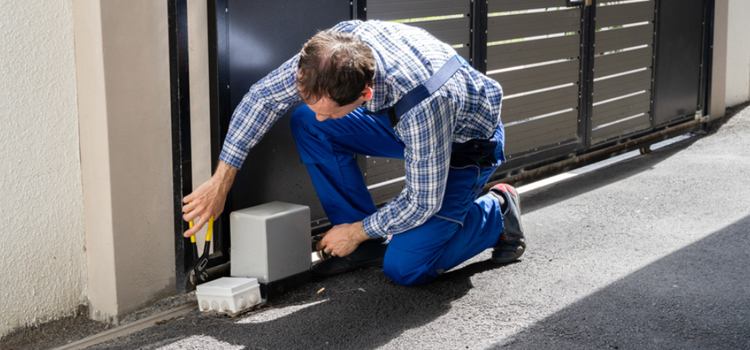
[189,216,214,285]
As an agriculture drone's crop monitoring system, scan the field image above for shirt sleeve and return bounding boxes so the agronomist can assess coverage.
[361,95,453,238]
[219,54,302,169]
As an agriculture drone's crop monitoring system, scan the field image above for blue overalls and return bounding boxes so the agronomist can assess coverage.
[290,42,506,286]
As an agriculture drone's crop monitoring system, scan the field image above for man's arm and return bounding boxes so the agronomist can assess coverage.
[363,95,453,237]
[182,55,302,236]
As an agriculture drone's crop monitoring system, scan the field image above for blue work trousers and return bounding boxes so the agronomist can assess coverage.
[290,105,505,286]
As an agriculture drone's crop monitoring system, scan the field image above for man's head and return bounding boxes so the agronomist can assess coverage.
[297,29,375,120]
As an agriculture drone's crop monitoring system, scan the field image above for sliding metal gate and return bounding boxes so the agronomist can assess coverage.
[169,0,714,291]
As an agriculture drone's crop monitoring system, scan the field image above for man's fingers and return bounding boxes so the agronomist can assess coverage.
[182,201,198,214]
[182,206,204,223]
[184,214,209,238]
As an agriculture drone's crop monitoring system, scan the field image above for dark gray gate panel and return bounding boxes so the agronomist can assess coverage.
[367,0,469,20]
[597,0,655,28]
[591,113,651,143]
[502,85,579,124]
[593,69,652,103]
[592,92,651,128]
[590,0,656,145]
[594,47,653,78]
[364,158,404,186]
[408,17,471,47]
[489,0,566,13]
[487,35,580,71]
[652,0,705,126]
[488,8,581,42]
[505,110,579,155]
[595,23,654,54]
[226,0,350,222]
[490,60,579,96]
[487,1,582,158]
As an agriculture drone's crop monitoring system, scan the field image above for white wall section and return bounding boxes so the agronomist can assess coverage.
[725,0,750,107]
[0,0,86,337]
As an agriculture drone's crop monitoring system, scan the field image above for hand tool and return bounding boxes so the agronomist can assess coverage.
[189,216,214,285]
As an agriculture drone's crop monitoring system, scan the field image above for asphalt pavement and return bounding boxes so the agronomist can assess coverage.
[86,103,750,350]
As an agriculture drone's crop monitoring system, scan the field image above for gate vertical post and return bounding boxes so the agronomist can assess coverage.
[578,0,597,151]
[471,0,488,73]
[168,0,194,292]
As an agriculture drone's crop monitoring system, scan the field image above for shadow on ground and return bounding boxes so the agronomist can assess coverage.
[88,260,501,350]
[489,215,750,350]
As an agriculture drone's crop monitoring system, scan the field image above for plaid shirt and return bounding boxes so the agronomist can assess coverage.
[220,20,503,238]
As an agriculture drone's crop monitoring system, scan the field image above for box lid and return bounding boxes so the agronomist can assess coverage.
[196,277,258,296]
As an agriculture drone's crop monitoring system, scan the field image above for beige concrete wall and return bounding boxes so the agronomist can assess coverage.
[711,0,729,119]
[725,0,750,107]
[0,0,87,337]
[74,0,177,323]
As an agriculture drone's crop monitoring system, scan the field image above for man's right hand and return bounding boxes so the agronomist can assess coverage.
[182,161,237,238]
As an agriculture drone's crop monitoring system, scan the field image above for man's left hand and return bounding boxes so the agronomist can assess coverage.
[316,221,370,257]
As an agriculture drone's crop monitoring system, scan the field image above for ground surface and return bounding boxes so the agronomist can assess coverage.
[3,103,749,350]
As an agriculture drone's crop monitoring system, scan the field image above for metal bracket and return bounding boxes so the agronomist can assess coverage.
[695,110,709,123]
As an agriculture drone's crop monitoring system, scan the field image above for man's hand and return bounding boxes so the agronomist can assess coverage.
[316,221,370,257]
[182,161,237,238]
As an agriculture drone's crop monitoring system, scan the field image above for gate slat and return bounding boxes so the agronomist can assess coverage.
[595,23,654,54]
[488,8,581,42]
[367,0,469,21]
[505,110,579,155]
[487,34,579,70]
[594,47,653,78]
[490,60,579,96]
[408,17,470,45]
[593,69,652,103]
[597,1,655,29]
[592,113,651,143]
[489,0,568,13]
[592,93,651,128]
[502,85,579,124]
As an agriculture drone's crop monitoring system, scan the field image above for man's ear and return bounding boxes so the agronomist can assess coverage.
[361,86,373,102]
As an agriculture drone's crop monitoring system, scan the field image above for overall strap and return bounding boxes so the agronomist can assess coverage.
[365,55,468,127]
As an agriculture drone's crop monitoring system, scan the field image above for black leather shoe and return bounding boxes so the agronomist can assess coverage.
[311,237,388,277]
[489,184,526,264]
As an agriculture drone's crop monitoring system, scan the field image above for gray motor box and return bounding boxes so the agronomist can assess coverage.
[229,202,311,299]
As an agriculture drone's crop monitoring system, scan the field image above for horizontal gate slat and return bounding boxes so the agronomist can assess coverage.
[592,113,651,144]
[367,0,469,21]
[490,60,579,95]
[489,0,568,13]
[594,47,653,78]
[502,85,579,124]
[505,110,579,155]
[370,182,405,205]
[592,93,651,128]
[366,159,404,178]
[595,23,654,54]
[487,34,579,70]
[408,17,470,45]
[593,69,652,103]
[488,8,581,42]
[597,1,655,29]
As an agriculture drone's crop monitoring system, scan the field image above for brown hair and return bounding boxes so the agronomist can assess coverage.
[298,29,375,106]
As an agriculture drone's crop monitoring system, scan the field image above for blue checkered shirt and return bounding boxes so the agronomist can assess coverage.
[220,20,503,238]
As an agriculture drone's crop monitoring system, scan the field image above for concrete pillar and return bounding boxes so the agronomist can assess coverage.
[73,0,177,323]
[710,0,728,119]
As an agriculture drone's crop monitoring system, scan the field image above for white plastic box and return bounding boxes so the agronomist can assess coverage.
[196,277,261,314]
[229,202,310,283]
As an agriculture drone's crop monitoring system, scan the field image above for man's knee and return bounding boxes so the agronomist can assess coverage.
[382,254,436,287]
